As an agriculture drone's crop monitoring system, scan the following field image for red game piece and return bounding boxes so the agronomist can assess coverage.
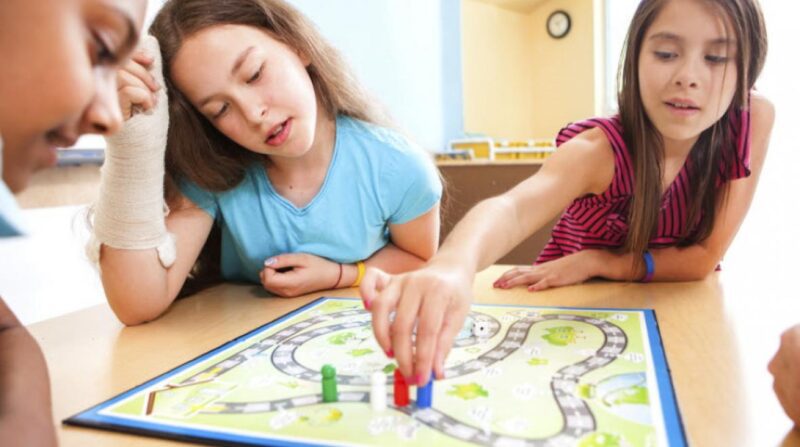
[393,369,409,407]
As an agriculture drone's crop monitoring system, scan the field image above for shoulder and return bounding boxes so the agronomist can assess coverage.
[337,115,415,154]
[559,126,614,157]
[545,126,616,196]
[337,115,434,170]
[555,116,626,167]
[749,92,775,133]
[747,92,775,164]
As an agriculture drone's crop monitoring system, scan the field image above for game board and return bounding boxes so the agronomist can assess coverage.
[65,297,686,446]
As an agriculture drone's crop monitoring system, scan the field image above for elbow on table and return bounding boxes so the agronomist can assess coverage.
[417,244,437,263]
[105,290,169,326]
[682,255,721,282]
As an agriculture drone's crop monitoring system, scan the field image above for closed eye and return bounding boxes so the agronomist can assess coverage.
[705,54,729,64]
[654,51,677,61]
[92,30,119,65]
[213,103,229,120]
[247,63,264,84]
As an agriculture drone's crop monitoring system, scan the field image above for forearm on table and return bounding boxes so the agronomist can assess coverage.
[595,244,719,282]
[0,299,56,446]
[99,206,214,326]
[100,246,174,325]
[337,243,426,287]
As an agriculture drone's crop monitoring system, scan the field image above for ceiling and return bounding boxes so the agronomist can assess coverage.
[472,0,548,14]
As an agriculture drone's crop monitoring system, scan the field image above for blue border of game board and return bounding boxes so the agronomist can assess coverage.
[64,298,687,447]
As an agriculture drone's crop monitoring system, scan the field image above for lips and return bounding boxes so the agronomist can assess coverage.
[664,98,700,110]
[265,118,292,146]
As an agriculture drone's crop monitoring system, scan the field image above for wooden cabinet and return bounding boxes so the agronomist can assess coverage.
[437,160,558,265]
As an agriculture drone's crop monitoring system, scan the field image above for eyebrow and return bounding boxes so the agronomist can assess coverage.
[232,46,255,76]
[112,7,140,56]
[199,46,255,108]
[649,31,735,46]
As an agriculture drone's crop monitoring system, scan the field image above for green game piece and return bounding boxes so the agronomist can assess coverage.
[321,364,338,403]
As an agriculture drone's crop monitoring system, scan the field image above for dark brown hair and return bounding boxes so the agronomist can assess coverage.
[149,0,389,295]
[617,0,766,265]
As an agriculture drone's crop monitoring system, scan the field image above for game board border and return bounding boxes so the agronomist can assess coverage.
[644,308,687,447]
[63,297,687,447]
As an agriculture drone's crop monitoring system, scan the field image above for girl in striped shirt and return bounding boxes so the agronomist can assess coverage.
[360,0,775,386]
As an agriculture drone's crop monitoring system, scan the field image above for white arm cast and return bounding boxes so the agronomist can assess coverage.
[87,35,175,268]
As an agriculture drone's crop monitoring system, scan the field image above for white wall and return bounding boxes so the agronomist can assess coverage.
[289,0,463,150]
[603,0,638,114]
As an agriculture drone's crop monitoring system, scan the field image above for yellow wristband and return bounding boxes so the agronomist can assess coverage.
[353,261,366,287]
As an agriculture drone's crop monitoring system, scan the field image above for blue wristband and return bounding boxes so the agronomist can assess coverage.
[641,250,655,283]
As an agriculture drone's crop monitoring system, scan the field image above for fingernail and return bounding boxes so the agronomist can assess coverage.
[416,374,428,387]
[363,298,372,310]
[385,349,394,358]
[406,375,417,386]
[264,257,276,266]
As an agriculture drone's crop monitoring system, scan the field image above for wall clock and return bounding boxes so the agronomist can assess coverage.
[547,10,571,39]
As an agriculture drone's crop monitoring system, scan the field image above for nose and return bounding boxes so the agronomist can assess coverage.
[78,72,123,136]
[673,57,700,89]
[246,100,268,127]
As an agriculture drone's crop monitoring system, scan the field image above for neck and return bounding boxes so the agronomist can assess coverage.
[267,107,337,175]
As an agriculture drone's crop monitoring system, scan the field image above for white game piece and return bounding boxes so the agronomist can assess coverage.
[370,371,387,412]
[473,320,490,337]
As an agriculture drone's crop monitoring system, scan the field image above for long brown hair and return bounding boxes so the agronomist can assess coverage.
[617,0,766,265]
[149,0,389,295]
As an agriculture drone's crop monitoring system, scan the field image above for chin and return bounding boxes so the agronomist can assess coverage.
[2,143,52,193]
[2,169,32,193]
[653,122,704,144]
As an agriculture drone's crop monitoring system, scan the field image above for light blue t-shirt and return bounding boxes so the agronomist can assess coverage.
[181,115,442,283]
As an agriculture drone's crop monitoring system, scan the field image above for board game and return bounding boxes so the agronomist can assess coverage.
[65,297,686,446]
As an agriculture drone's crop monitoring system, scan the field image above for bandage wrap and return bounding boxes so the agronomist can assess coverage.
[87,35,176,268]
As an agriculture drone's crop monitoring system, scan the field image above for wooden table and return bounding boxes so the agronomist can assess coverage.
[30,266,800,446]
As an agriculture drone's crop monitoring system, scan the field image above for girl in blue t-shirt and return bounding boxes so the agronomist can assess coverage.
[90,0,442,325]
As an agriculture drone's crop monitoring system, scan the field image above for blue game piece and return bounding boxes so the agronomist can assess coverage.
[416,375,433,408]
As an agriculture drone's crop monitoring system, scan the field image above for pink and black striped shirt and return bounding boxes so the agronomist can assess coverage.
[536,108,751,265]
